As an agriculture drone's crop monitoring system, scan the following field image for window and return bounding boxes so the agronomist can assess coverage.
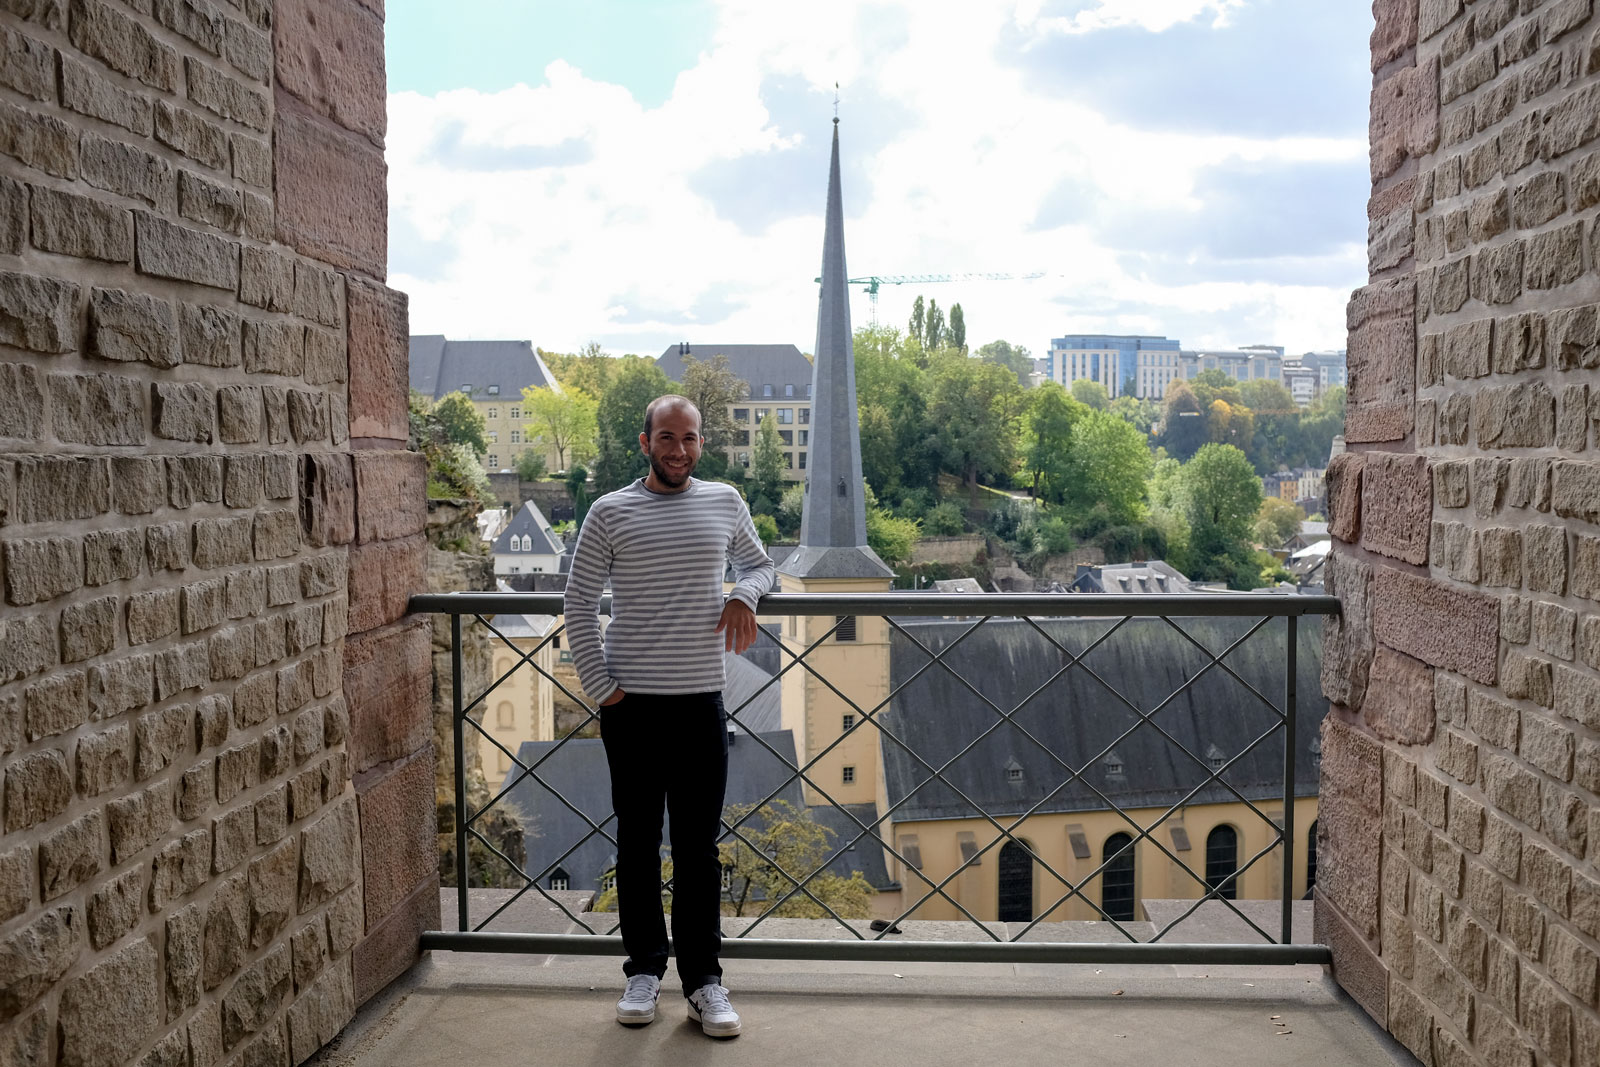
[779,431,793,446]
[784,384,794,397]
[799,408,809,424]
[487,454,498,467]
[777,408,793,424]
[1306,821,1318,892]
[600,871,616,892]
[755,408,769,422]
[487,385,500,395]
[842,765,855,785]
[798,452,806,469]
[835,616,857,642]
[798,430,808,445]
[497,702,515,728]
[805,384,811,397]
[487,431,498,443]
[842,714,855,732]
[497,750,510,773]
[783,452,793,468]
[1007,765,1023,783]
[1205,825,1239,900]
[510,431,521,444]
[737,452,750,468]
[735,430,749,445]
[733,408,749,422]
[486,407,498,420]
[762,384,773,397]
[460,384,472,393]
[549,868,570,891]
[510,406,521,419]
[1102,833,1136,921]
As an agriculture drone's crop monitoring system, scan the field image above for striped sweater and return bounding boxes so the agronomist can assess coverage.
[563,478,776,703]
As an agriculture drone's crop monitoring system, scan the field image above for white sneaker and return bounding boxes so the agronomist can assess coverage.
[687,983,741,1038]
[615,974,661,1026]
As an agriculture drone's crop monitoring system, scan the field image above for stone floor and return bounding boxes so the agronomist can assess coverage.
[307,892,1417,1067]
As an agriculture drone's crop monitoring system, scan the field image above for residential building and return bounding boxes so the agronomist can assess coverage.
[409,335,565,473]
[480,606,558,779]
[1280,359,1320,405]
[1179,346,1284,386]
[656,342,813,479]
[1045,334,1183,399]
[490,500,565,577]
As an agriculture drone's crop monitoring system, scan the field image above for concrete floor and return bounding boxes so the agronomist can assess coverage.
[311,894,1417,1067]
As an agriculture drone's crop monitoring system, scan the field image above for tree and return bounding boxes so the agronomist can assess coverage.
[1159,380,1208,460]
[432,392,488,454]
[750,411,783,510]
[515,449,547,482]
[678,354,746,454]
[908,296,925,347]
[976,339,1033,385]
[752,513,780,544]
[1108,395,1159,434]
[1069,379,1110,411]
[1239,379,1296,414]
[1255,497,1305,546]
[522,385,597,470]
[948,302,966,352]
[1176,444,1264,588]
[408,392,494,505]
[929,354,1024,488]
[1021,381,1083,503]
[924,299,944,350]
[566,465,592,528]
[867,507,920,565]
[1060,409,1151,526]
[592,362,671,493]
[721,800,874,919]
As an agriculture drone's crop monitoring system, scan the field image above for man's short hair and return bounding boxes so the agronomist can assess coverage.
[643,394,701,437]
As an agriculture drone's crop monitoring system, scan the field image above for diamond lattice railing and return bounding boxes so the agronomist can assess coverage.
[412,591,1337,966]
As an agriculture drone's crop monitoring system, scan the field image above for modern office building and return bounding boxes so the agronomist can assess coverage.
[1179,346,1284,386]
[1045,334,1184,399]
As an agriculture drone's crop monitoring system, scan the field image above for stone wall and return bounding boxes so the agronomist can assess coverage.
[1318,1,1600,1064]
[0,1,431,1064]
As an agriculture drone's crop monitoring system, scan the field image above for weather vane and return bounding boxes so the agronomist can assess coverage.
[833,82,839,123]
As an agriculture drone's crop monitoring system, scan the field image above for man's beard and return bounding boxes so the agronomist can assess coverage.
[647,451,696,488]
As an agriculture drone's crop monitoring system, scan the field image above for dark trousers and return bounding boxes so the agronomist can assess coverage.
[600,691,729,993]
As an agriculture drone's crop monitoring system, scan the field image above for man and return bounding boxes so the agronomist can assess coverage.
[563,394,776,1039]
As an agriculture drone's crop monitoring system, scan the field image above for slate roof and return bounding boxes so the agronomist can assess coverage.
[504,729,890,893]
[409,335,562,401]
[491,500,564,557]
[656,343,812,395]
[881,615,1327,822]
[1067,561,1205,595]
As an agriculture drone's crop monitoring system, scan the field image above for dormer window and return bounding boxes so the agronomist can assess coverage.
[487,385,500,395]
[785,384,794,397]
[1005,758,1023,784]
[762,384,774,397]
[460,384,472,393]
[1104,751,1124,776]
[1206,744,1226,773]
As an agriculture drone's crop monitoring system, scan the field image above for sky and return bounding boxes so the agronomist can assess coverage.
[385,0,1373,361]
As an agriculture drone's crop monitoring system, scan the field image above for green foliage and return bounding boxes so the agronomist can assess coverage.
[866,506,920,565]
[752,512,780,545]
[1255,496,1306,545]
[751,411,784,506]
[1021,381,1084,503]
[1059,410,1151,526]
[566,465,592,527]
[908,296,925,348]
[592,361,671,493]
[975,339,1033,385]
[778,483,805,537]
[1036,513,1075,554]
[408,392,494,505]
[1174,444,1264,589]
[514,449,547,482]
[929,353,1025,486]
[1108,394,1159,434]
[431,391,489,454]
[923,501,965,535]
[721,800,874,919]
[522,385,598,470]
[924,298,944,350]
[1069,379,1110,411]
[948,302,965,352]
[1158,379,1208,460]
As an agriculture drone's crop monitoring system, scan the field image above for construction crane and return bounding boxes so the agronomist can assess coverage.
[811,273,1046,325]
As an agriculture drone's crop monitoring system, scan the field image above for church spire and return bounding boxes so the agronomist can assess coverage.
[781,118,893,581]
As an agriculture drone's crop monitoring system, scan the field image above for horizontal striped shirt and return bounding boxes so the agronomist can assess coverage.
[563,478,776,703]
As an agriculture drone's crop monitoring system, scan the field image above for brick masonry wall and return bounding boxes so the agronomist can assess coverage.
[1319,1,1600,1064]
[0,1,430,1065]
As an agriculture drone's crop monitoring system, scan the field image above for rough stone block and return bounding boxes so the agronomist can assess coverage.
[251,508,300,561]
[298,796,359,911]
[134,211,238,290]
[26,669,87,739]
[1526,219,1586,289]
[3,535,82,606]
[274,0,385,145]
[1476,380,1556,448]
[353,451,427,544]
[216,384,263,445]
[0,904,81,1016]
[295,261,343,327]
[1371,58,1441,181]
[1493,310,1546,375]
[179,301,240,368]
[75,722,130,796]
[60,594,117,662]
[212,803,252,874]
[86,866,142,949]
[300,551,347,598]
[1443,317,1492,379]
[1551,460,1600,522]
[193,516,253,570]
[247,838,298,948]
[0,23,55,103]
[0,843,30,924]
[1542,80,1600,159]
[1324,451,1364,542]
[107,779,173,862]
[263,385,288,443]
[357,750,436,929]
[343,617,432,774]
[255,785,287,844]
[112,456,165,515]
[239,246,294,311]
[301,452,356,548]
[167,455,224,508]
[39,808,103,899]
[1345,276,1416,442]
[274,105,386,275]
[1360,453,1432,564]
[242,318,304,377]
[151,381,215,442]
[287,388,328,442]
[50,372,147,446]
[0,361,43,439]
[0,97,77,179]
[29,183,132,262]
[202,872,247,991]
[346,536,424,634]
[177,168,241,232]
[345,278,409,441]
[1373,568,1498,684]
[2,746,70,830]
[185,54,267,130]
[232,131,271,186]
[149,828,210,910]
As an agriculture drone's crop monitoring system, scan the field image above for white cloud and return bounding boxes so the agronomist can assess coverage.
[387,0,1367,357]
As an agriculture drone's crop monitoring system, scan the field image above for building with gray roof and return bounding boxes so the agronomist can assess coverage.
[490,500,565,577]
[657,342,814,479]
[409,335,564,472]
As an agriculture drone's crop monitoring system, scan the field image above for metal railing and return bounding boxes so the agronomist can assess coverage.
[408,591,1339,966]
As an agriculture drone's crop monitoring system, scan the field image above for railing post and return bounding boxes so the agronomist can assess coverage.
[453,612,469,932]
[1281,613,1297,945]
